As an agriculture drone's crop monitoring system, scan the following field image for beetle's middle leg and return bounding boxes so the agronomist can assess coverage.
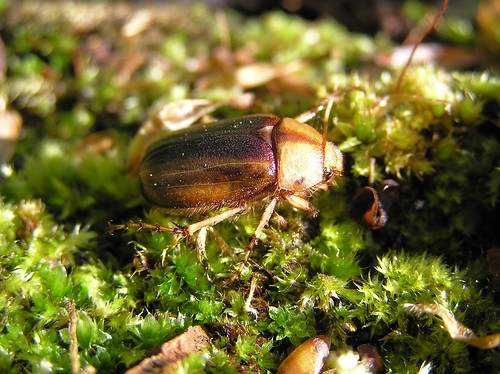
[224,196,280,284]
[166,205,248,265]
[183,205,248,236]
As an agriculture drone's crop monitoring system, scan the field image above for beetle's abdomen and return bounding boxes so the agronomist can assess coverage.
[139,116,279,213]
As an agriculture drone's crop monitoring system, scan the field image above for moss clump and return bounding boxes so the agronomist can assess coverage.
[0,1,499,372]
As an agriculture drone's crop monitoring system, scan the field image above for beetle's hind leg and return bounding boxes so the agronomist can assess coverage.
[108,220,186,238]
[108,205,249,267]
[108,206,248,237]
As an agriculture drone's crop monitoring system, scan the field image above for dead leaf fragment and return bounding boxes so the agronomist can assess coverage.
[235,61,304,89]
[376,43,482,69]
[122,10,153,38]
[404,303,500,349]
[0,109,22,163]
[128,94,254,175]
[125,325,210,374]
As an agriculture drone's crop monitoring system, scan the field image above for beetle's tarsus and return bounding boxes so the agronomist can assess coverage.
[244,277,259,318]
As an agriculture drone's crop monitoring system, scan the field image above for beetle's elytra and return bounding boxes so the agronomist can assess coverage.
[140,114,279,213]
[115,104,344,282]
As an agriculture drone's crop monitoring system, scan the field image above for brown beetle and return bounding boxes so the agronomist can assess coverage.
[112,98,343,282]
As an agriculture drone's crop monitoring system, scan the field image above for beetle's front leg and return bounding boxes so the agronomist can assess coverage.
[284,194,318,216]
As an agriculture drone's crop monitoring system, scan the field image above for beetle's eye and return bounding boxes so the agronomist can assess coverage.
[323,167,334,181]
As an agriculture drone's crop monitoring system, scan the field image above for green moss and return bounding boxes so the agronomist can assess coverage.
[0,1,499,373]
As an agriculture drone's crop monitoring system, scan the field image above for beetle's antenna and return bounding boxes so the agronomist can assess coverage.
[321,95,335,167]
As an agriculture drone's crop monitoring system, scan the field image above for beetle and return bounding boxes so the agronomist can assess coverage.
[112,97,343,282]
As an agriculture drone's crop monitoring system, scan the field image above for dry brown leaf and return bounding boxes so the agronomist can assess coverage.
[125,325,210,374]
[404,303,500,349]
[0,109,22,163]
